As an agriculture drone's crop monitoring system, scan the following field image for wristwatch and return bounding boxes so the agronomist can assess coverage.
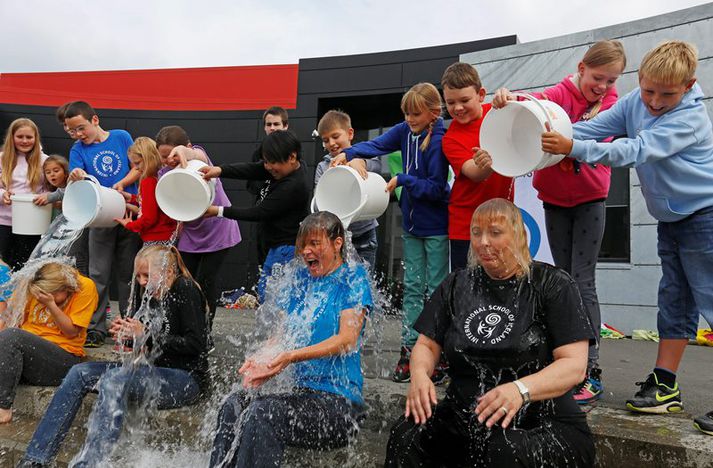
[513,379,531,404]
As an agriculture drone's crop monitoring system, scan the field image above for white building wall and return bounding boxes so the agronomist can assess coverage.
[460,3,713,334]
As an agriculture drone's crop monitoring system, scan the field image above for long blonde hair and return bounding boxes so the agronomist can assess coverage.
[400,82,442,151]
[1,118,44,192]
[134,244,197,295]
[128,137,162,180]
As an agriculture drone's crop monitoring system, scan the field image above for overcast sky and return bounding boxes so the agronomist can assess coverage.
[0,0,710,73]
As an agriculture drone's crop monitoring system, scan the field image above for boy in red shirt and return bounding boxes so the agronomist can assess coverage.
[441,62,514,270]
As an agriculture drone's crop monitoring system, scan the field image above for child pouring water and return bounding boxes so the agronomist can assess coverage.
[0,118,48,270]
[115,137,178,244]
[492,40,627,404]
[33,155,70,219]
[331,83,450,384]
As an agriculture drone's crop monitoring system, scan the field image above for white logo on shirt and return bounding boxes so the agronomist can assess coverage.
[92,150,123,178]
[464,304,515,345]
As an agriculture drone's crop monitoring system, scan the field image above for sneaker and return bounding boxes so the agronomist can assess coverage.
[84,331,105,348]
[392,346,411,383]
[626,373,683,414]
[694,411,713,436]
[574,368,603,405]
[430,357,449,386]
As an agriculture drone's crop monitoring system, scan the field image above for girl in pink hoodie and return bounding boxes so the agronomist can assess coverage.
[493,40,627,405]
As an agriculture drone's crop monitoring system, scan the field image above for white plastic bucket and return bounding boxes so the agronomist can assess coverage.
[10,194,52,235]
[63,175,127,228]
[156,159,216,222]
[312,165,389,228]
[481,93,573,177]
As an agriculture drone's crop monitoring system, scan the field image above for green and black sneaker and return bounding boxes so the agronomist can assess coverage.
[694,411,713,436]
[626,373,683,414]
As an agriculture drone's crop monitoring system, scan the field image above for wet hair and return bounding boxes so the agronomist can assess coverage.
[55,102,71,125]
[128,137,162,179]
[441,62,482,91]
[263,106,289,126]
[639,40,697,85]
[43,155,69,190]
[1,118,44,192]
[469,198,532,277]
[317,110,352,136]
[296,211,346,259]
[134,245,198,295]
[262,130,301,163]
[63,101,96,122]
[28,262,79,300]
[154,125,191,148]
[400,82,442,151]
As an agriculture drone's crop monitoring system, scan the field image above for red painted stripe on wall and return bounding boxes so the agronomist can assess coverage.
[0,64,298,111]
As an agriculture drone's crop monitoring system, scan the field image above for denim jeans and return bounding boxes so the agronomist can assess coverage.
[657,206,713,339]
[209,388,364,468]
[258,244,296,303]
[351,228,378,272]
[21,361,200,466]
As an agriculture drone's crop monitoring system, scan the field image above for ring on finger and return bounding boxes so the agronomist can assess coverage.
[499,406,508,416]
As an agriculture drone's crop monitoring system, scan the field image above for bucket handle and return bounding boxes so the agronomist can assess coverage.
[510,93,554,132]
[310,196,318,214]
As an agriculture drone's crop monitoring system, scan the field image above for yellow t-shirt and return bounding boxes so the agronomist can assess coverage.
[21,275,99,357]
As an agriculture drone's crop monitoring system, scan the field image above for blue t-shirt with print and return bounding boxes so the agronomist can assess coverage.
[69,129,137,194]
[0,263,12,302]
[279,263,373,405]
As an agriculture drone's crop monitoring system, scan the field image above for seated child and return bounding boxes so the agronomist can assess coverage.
[315,110,381,270]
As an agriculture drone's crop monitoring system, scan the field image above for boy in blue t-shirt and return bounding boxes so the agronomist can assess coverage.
[541,41,713,434]
[66,101,141,347]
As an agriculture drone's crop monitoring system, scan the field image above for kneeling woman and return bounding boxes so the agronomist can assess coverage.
[209,211,372,468]
[386,198,595,467]
[0,262,98,424]
[18,245,209,466]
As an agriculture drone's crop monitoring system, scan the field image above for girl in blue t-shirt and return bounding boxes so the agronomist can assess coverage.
[208,211,372,468]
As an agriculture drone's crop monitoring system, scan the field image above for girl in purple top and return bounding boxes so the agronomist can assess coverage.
[154,126,241,332]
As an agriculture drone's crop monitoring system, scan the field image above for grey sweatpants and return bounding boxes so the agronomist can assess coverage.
[88,226,141,335]
[544,200,606,370]
[0,328,80,408]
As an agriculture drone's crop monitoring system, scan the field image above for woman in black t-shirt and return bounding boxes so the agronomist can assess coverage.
[385,198,595,467]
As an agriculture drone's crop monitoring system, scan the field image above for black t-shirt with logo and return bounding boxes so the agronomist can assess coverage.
[415,261,594,427]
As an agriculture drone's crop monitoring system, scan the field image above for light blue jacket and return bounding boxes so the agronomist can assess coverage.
[570,83,713,222]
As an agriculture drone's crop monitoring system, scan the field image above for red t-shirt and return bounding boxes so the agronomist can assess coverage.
[442,104,514,240]
[125,176,178,242]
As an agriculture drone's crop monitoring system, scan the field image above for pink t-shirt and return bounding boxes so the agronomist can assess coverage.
[0,152,48,226]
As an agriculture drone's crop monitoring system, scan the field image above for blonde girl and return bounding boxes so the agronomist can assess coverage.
[115,137,177,243]
[18,245,208,465]
[493,40,627,404]
[0,118,49,270]
[0,261,98,423]
[331,82,450,383]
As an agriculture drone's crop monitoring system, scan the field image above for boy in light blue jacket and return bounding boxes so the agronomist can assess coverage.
[542,41,713,434]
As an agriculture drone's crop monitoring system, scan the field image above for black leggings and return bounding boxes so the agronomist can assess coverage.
[0,225,40,271]
[0,328,81,409]
[180,248,231,331]
[385,396,595,468]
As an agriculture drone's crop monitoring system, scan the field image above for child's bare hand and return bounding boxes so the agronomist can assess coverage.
[204,205,220,217]
[347,159,368,179]
[68,168,87,182]
[168,145,190,168]
[472,148,493,169]
[541,131,573,155]
[385,176,399,193]
[330,154,348,167]
[492,88,515,109]
[200,166,222,180]
[117,190,132,202]
[33,194,49,206]
[2,191,12,205]
[112,182,125,191]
